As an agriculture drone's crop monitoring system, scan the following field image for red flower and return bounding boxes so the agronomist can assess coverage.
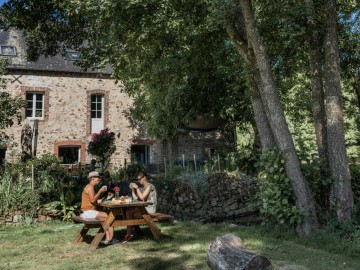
[113,186,120,191]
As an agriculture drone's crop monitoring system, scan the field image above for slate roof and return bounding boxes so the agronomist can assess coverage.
[0,30,112,74]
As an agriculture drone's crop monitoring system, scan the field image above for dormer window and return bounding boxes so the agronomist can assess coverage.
[0,45,16,56]
[64,50,80,61]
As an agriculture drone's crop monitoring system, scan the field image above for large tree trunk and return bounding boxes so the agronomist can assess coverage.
[247,69,277,151]
[324,0,353,222]
[305,0,330,210]
[353,80,360,113]
[239,0,318,234]
[227,27,277,151]
[305,0,329,166]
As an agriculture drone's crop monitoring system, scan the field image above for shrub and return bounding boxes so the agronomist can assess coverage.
[0,171,40,219]
[87,128,116,173]
[256,150,303,226]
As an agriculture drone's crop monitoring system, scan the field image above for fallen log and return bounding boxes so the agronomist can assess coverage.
[207,233,272,270]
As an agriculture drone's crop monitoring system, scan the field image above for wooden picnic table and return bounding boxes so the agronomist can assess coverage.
[76,201,162,249]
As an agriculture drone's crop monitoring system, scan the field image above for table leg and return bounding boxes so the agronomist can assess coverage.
[89,209,118,249]
[137,207,162,240]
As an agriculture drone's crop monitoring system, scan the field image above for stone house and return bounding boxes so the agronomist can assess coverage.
[0,29,226,169]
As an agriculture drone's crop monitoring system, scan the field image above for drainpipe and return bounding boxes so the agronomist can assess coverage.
[32,119,39,157]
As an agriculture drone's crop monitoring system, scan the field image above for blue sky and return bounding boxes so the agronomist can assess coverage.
[0,0,6,7]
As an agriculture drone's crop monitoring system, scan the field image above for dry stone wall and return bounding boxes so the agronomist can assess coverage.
[156,173,261,223]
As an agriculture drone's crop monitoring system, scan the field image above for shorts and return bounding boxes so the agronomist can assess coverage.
[80,210,99,219]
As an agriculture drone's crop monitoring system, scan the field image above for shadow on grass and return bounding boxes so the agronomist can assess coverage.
[125,254,199,270]
[79,226,174,249]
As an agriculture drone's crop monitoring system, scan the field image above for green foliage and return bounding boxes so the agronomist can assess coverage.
[0,0,251,139]
[350,163,360,200]
[43,182,80,221]
[29,153,71,195]
[301,156,333,210]
[256,150,303,226]
[0,171,40,219]
[87,128,116,173]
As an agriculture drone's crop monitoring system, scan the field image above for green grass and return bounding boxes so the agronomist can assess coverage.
[0,221,360,270]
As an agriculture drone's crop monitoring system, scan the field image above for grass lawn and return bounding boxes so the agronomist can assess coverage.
[0,221,360,270]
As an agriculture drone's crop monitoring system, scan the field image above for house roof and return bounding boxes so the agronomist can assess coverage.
[0,29,112,74]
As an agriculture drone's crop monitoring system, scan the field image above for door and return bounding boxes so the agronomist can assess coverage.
[91,94,104,134]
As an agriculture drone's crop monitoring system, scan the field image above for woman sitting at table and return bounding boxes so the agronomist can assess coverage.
[122,171,157,243]
[81,171,118,245]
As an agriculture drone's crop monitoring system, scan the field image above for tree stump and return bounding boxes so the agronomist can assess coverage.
[207,234,272,270]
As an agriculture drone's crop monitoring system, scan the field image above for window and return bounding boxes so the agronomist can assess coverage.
[91,94,104,133]
[64,50,80,61]
[58,146,80,164]
[204,147,216,159]
[26,93,44,119]
[130,145,151,166]
[0,45,16,56]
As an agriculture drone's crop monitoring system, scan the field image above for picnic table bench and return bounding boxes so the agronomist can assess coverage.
[73,202,173,249]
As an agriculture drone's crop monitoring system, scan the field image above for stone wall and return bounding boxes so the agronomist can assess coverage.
[1,71,136,167]
[156,173,261,223]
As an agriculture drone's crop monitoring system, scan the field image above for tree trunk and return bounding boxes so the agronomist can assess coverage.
[305,0,330,210]
[227,26,277,151]
[207,234,272,270]
[305,0,329,166]
[247,70,277,151]
[324,0,353,222]
[353,80,360,113]
[239,0,318,234]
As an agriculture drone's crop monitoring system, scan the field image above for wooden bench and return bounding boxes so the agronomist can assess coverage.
[72,216,103,244]
[72,212,173,245]
[150,213,174,223]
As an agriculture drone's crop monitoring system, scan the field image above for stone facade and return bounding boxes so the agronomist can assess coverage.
[0,29,227,168]
[2,71,135,167]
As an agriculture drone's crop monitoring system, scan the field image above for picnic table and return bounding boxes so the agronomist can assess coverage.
[74,201,162,249]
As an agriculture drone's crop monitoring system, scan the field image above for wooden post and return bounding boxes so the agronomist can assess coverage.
[31,163,35,190]
[182,154,185,168]
[193,154,197,172]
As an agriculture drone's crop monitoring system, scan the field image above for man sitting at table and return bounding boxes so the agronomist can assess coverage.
[80,171,118,245]
[122,171,157,243]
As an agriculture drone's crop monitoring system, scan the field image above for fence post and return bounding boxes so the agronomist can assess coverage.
[31,163,35,190]
[218,154,221,172]
[182,154,185,168]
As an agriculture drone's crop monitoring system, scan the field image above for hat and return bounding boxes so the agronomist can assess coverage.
[88,171,100,179]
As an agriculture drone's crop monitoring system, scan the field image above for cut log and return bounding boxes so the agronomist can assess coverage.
[207,234,272,270]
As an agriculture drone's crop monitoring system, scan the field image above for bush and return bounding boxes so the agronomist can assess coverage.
[0,171,40,219]
[88,128,116,173]
[256,150,303,226]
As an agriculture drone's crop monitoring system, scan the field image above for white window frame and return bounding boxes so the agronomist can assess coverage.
[64,50,80,61]
[91,94,104,133]
[0,45,17,56]
[26,92,44,120]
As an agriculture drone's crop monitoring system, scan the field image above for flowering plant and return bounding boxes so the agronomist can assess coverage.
[113,186,120,191]
[88,128,116,173]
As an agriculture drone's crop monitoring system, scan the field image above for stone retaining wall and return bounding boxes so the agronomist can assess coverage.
[156,173,261,223]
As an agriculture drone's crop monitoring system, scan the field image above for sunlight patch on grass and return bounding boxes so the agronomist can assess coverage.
[179,243,203,251]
